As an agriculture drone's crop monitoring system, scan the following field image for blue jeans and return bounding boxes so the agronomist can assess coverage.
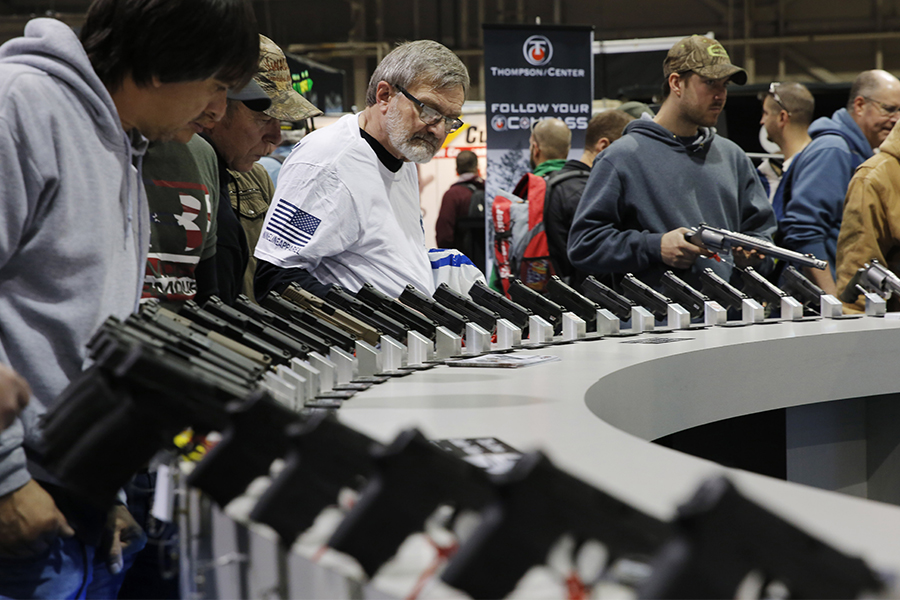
[0,531,144,600]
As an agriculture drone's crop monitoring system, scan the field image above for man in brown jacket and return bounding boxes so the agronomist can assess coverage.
[835,121,900,312]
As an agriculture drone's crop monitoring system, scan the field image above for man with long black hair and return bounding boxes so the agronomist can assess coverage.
[0,0,258,596]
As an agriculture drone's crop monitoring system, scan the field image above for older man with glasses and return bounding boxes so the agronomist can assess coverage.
[757,82,814,220]
[254,40,469,298]
[781,69,900,296]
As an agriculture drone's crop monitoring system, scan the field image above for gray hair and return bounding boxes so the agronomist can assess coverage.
[848,69,900,110]
[366,40,469,107]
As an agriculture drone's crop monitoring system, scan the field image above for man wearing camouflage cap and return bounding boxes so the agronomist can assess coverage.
[204,34,322,303]
[569,35,776,292]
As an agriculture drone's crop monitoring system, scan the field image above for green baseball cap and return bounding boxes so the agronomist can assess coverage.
[663,35,748,85]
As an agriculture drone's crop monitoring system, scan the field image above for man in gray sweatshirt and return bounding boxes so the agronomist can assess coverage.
[0,0,259,596]
[568,35,776,292]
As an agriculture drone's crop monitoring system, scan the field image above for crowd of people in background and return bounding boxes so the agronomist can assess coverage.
[0,2,898,595]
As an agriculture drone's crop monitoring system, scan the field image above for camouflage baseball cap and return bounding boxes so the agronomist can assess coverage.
[255,35,323,122]
[663,35,748,85]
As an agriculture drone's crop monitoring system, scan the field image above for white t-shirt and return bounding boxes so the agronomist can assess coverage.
[255,113,434,297]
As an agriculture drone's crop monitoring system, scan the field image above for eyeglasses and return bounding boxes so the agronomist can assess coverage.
[863,96,900,117]
[393,84,464,133]
[767,82,791,115]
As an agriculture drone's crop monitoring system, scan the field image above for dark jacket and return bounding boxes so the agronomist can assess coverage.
[436,174,484,248]
[545,159,591,287]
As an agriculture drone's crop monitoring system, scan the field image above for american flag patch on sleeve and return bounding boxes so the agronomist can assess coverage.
[268,200,321,249]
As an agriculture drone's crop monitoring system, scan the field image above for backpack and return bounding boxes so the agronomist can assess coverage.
[452,182,487,273]
[492,169,587,296]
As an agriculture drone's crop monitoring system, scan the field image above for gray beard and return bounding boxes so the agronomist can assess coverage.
[386,104,439,164]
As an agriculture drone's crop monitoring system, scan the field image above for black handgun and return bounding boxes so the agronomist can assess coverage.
[126,309,264,383]
[581,276,636,322]
[507,279,563,334]
[782,265,825,312]
[326,285,409,343]
[41,320,245,508]
[639,477,884,599]
[203,296,311,360]
[620,274,673,320]
[187,389,302,507]
[261,293,356,353]
[441,451,672,600]
[547,276,600,326]
[179,300,294,365]
[249,413,379,545]
[231,295,333,355]
[355,283,438,339]
[660,271,709,320]
[738,266,789,309]
[433,283,499,332]
[399,284,469,336]
[327,429,495,577]
[698,268,748,311]
[467,280,532,331]
[839,259,900,303]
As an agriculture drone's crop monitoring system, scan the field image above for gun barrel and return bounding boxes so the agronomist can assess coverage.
[686,224,828,270]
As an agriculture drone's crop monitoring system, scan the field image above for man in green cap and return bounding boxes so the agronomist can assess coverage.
[569,35,776,293]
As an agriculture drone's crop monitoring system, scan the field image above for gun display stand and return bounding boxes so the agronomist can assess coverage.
[704,301,727,325]
[780,296,805,321]
[820,295,844,318]
[494,318,522,350]
[865,292,887,317]
[464,322,491,355]
[742,298,764,324]
[561,312,586,341]
[308,353,335,392]
[379,336,412,377]
[522,315,553,347]
[435,326,462,360]
[347,342,388,385]
[630,306,655,333]
[666,303,691,330]
[403,331,436,370]
[596,309,620,335]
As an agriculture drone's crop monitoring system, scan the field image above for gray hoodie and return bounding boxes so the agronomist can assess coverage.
[0,19,149,495]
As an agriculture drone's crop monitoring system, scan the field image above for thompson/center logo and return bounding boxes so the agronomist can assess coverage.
[523,35,553,66]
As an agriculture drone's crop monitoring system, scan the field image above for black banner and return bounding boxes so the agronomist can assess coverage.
[483,24,594,274]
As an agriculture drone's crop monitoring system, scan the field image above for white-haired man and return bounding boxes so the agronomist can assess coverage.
[254,40,469,298]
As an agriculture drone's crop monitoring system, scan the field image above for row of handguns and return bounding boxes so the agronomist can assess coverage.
[38,352,887,598]
[36,281,889,597]
[45,375,888,598]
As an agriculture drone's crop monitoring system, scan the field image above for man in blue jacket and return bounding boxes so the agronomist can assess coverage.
[781,69,900,296]
[568,35,776,292]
